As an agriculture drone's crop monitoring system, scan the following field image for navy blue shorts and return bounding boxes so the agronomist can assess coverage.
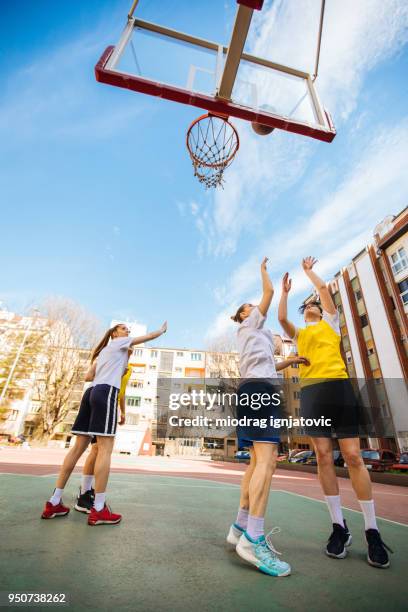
[236,380,282,450]
[71,384,119,438]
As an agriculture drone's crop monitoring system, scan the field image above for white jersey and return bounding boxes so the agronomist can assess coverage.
[93,337,133,389]
[237,306,277,379]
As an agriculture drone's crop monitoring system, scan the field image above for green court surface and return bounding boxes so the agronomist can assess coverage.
[0,473,407,612]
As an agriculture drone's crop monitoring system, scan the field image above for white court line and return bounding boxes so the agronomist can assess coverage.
[111,480,239,490]
[275,489,408,528]
[2,472,407,526]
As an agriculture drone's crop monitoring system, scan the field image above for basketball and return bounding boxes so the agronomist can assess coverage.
[251,121,275,136]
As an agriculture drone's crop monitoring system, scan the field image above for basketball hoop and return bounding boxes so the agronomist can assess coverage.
[186,114,240,189]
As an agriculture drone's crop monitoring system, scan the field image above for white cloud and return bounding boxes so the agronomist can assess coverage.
[193,0,408,257]
[201,0,408,342]
[207,119,408,340]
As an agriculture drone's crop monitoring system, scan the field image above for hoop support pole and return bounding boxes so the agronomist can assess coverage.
[128,0,140,20]
[313,0,326,81]
[217,3,254,100]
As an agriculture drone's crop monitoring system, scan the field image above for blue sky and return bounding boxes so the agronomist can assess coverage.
[1,0,408,349]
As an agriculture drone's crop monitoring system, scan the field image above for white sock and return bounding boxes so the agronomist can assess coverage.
[325,495,345,526]
[235,507,249,530]
[246,515,265,540]
[81,475,94,494]
[94,492,106,511]
[358,499,378,531]
[49,488,64,506]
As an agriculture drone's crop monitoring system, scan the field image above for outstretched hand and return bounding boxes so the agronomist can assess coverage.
[159,321,167,335]
[282,272,292,294]
[288,355,310,366]
[261,257,269,272]
[302,256,318,271]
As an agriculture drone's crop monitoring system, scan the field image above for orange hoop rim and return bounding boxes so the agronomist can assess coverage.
[186,113,240,169]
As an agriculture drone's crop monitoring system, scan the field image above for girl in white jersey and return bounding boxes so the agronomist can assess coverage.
[227,258,307,577]
[42,321,167,525]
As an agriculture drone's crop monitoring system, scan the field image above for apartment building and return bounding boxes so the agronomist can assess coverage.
[0,307,48,440]
[300,208,408,453]
[115,342,241,456]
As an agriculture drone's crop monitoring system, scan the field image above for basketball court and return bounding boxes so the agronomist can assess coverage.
[1,449,407,611]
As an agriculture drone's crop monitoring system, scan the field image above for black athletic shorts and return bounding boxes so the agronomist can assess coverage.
[236,380,282,449]
[300,379,362,438]
[71,384,119,438]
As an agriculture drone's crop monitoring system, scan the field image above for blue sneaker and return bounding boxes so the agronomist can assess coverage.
[236,528,291,577]
[226,523,245,546]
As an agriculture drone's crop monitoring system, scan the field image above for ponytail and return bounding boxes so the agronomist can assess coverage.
[231,304,247,324]
[90,325,120,362]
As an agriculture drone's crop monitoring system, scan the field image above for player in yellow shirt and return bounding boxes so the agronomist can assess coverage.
[278,257,391,569]
[74,358,132,514]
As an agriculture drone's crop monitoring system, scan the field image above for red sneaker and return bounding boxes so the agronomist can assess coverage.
[41,500,70,519]
[88,504,122,526]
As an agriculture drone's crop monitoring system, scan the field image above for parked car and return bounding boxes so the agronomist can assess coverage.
[235,450,250,462]
[303,450,344,467]
[359,449,397,472]
[289,450,314,464]
[332,450,345,467]
[391,452,408,472]
[277,453,289,462]
[288,448,309,460]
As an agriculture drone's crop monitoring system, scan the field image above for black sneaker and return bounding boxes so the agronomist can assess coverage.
[74,488,95,514]
[326,523,350,558]
[366,529,393,569]
[344,519,352,547]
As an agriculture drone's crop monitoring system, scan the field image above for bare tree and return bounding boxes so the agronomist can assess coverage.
[31,297,102,441]
[206,328,239,381]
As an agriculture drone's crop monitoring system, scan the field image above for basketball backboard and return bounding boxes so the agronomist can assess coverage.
[95,0,335,143]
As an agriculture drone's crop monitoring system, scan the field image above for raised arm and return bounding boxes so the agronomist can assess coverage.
[278,273,296,339]
[302,257,336,315]
[129,321,167,347]
[258,257,274,316]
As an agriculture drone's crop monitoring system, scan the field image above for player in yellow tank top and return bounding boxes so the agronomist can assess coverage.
[278,257,391,569]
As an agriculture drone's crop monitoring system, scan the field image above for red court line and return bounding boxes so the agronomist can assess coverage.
[1,460,407,525]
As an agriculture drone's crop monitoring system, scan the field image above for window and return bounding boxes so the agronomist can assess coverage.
[133,348,143,357]
[176,351,184,357]
[359,314,369,328]
[126,397,141,407]
[8,410,18,421]
[175,367,182,373]
[149,365,157,371]
[126,414,140,425]
[292,376,299,383]
[390,248,408,275]
[144,398,152,403]
[355,290,362,302]
[130,381,143,389]
[151,350,158,358]
[293,391,300,400]
[191,353,202,361]
[398,279,408,305]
